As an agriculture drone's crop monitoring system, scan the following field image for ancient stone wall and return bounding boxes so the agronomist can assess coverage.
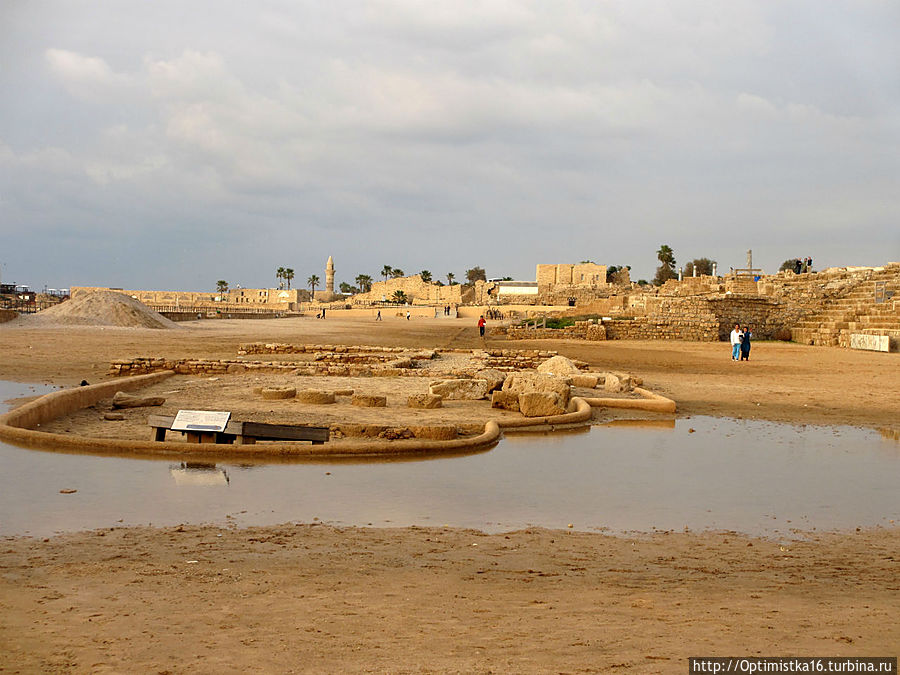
[70,286,307,310]
[505,321,607,341]
[349,275,464,305]
[0,309,17,323]
[536,263,607,289]
[110,345,562,377]
[540,284,614,307]
[659,276,723,297]
[705,297,801,340]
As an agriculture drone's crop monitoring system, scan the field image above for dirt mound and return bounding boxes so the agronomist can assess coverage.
[20,291,177,329]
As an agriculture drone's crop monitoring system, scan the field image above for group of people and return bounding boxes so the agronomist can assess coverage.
[792,256,813,274]
[729,324,752,361]
[441,305,454,316]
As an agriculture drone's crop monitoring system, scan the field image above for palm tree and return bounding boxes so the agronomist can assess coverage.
[308,274,320,298]
[355,274,372,293]
[656,245,675,267]
[381,265,393,282]
[391,290,408,304]
[283,268,294,290]
[391,268,405,278]
[215,280,228,294]
[654,244,677,285]
[446,272,455,285]
[276,266,286,289]
[420,270,432,283]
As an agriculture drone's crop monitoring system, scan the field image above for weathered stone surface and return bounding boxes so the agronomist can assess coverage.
[474,369,506,393]
[502,372,571,404]
[335,424,385,438]
[429,379,489,400]
[490,390,520,412]
[333,389,354,396]
[604,374,620,391]
[352,394,387,408]
[111,391,166,409]
[571,374,600,388]
[103,412,126,420]
[261,386,296,400]
[603,373,635,393]
[296,390,336,404]
[536,355,582,377]
[407,393,443,409]
[409,425,458,440]
[518,391,567,418]
[378,427,414,440]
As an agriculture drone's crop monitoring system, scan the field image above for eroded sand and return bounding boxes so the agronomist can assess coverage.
[1,316,898,672]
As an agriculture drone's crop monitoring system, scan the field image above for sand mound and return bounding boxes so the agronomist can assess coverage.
[20,291,178,329]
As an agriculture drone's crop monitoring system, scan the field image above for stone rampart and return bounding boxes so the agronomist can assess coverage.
[506,321,607,341]
[350,275,463,305]
[71,286,307,311]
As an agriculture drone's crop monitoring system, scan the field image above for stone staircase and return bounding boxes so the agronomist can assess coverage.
[791,266,900,347]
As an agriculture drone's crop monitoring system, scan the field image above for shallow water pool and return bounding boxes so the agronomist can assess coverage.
[1,381,897,538]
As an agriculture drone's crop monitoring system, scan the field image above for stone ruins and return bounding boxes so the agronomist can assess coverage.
[66,258,899,351]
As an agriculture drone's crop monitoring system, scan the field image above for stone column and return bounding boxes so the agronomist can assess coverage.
[326,256,335,295]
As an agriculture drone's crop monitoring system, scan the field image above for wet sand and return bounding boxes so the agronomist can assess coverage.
[2,525,897,673]
[0,317,898,672]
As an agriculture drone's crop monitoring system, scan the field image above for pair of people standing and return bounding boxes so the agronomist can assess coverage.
[729,323,752,361]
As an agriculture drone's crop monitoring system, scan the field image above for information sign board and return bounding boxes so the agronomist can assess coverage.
[171,410,231,433]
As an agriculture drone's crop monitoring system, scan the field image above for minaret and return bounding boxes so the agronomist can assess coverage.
[325,256,335,295]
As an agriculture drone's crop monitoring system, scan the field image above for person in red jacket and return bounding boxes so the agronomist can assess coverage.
[477,315,486,337]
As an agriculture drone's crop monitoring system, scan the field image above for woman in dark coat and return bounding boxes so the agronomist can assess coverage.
[740,325,752,361]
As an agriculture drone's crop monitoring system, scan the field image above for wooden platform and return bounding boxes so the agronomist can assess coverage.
[148,415,329,445]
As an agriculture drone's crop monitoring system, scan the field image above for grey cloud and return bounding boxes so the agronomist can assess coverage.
[1,0,898,291]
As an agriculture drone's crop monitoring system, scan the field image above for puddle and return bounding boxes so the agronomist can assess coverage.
[0,381,897,538]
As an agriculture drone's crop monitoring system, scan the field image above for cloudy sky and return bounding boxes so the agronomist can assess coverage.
[1,0,898,291]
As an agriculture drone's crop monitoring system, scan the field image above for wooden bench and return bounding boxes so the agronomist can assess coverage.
[148,415,329,445]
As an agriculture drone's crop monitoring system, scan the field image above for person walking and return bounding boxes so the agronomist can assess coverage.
[406,310,410,321]
[375,310,381,321]
[740,325,752,361]
[730,323,743,361]
[478,315,486,338]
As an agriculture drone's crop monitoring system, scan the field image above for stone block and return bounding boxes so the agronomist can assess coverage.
[536,355,582,376]
[261,386,296,400]
[502,372,571,404]
[407,394,443,409]
[474,368,506,392]
[518,392,567,418]
[429,379,490,400]
[571,374,600,388]
[296,390,336,404]
[352,394,387,408]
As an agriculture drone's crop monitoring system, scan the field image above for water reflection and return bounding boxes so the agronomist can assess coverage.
[598,418,676,430]
[1,380,898,538]
[879,427,900,442]
[169,462,229,486]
